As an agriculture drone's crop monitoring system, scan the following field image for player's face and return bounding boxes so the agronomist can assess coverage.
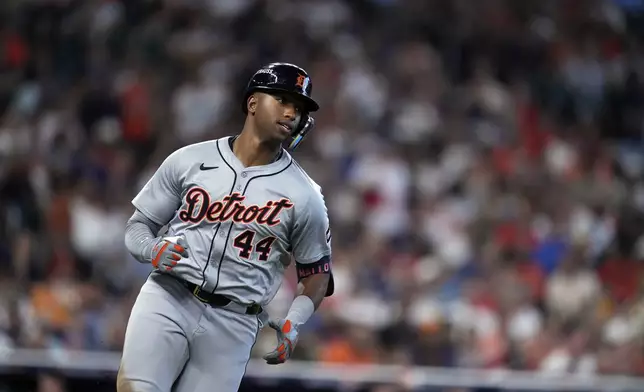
[252,92,303,142]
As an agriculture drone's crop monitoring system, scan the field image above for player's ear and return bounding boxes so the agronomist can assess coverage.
[247,94,257,115]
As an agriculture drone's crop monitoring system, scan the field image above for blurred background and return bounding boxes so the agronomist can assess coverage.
[1,0,644,391]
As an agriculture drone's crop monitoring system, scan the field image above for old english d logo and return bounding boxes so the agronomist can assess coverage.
[295,74,306,88]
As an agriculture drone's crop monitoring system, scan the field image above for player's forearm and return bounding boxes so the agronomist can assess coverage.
[286,274,329,327]
[299,273,329,309]
[124,210,163,263]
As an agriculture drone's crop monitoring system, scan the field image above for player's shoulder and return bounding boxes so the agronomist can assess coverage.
[284,154,325,202]
[164,138,224,165]
[173,139,221,155]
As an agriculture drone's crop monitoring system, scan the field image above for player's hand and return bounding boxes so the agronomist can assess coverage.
[262,318,299,365]
[151,235,189,272]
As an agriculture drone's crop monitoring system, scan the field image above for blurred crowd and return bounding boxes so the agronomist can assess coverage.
[1,0,644,389]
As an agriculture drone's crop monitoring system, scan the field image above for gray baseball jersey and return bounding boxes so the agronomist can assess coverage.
[131,136,333,307]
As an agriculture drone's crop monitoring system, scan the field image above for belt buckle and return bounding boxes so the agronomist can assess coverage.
[192,285,209,303]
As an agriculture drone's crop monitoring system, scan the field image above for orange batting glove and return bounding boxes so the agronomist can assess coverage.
[263,319,299,365]
[151,236,189,272]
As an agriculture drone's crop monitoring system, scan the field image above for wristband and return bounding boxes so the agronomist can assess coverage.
[285,295,315,326]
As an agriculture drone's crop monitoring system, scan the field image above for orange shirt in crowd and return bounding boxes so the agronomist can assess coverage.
[319,339,377,364]
[30,284,74,330]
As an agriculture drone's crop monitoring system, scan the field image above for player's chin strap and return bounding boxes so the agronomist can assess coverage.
[288,114,315,151]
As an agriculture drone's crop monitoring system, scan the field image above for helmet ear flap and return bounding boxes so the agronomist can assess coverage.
[288,114,314,151]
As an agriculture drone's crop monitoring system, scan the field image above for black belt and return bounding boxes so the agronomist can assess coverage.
[180,279,263,315]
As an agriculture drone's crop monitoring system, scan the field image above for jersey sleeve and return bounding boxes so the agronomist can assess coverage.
[291,190,332,264]
[132,148,185,226]
[291,189,334,296]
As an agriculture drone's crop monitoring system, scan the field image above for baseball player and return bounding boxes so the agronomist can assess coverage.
[118,63,334,392]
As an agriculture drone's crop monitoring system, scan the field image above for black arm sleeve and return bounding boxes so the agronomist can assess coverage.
[295,256,334,297]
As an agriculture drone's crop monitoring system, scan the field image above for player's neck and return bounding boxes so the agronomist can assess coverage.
[233,131,281,168]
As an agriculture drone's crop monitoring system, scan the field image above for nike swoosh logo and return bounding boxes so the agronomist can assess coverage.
[200,163,219,171]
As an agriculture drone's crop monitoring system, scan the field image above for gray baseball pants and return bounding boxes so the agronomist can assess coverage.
[117,272,260,392]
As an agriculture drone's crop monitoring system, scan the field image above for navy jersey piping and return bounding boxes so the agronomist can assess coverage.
[210,158,294,294]
[199,140,237,290]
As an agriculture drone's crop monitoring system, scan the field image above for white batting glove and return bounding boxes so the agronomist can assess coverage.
[151,235,189,272]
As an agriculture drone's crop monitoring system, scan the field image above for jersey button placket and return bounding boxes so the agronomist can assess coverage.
[241,172,248,178]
